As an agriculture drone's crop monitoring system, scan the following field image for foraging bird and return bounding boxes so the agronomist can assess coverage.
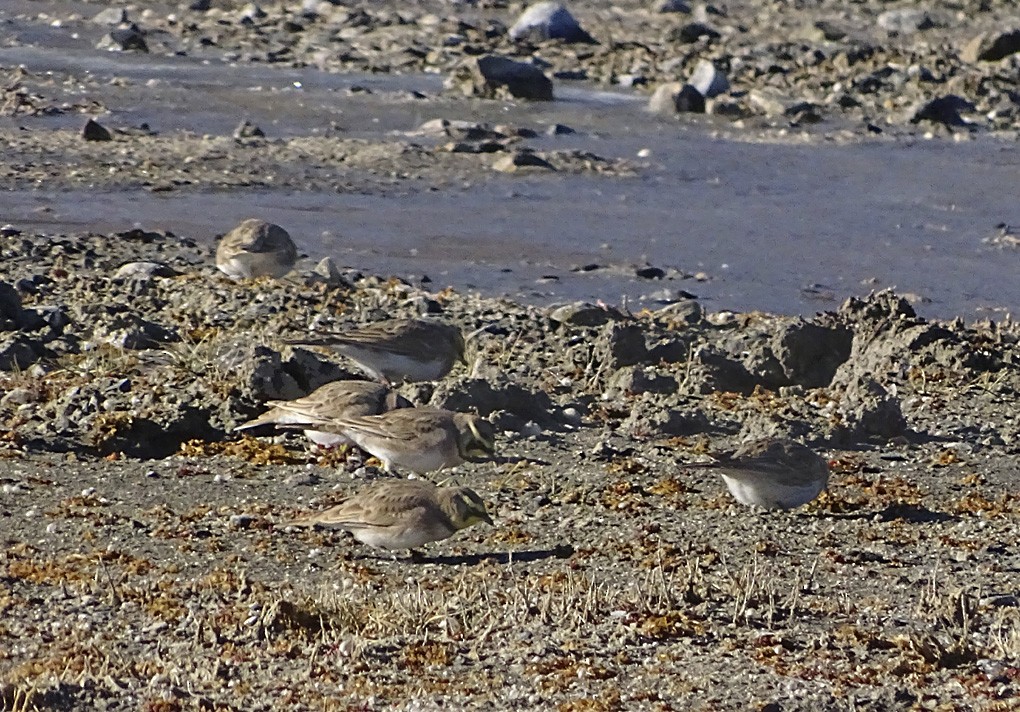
[232,380,411,448]
[286,318,466,383]
[687,438,829,510]
[285,479,493,551]
[283,406,495,475]
[216,218,298,279]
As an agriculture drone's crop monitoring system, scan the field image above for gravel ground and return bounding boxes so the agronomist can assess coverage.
[1,228,1018,711]
[1,1,1019,710]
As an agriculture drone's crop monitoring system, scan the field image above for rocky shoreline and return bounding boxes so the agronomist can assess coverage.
[2,0,1019,709]
[1,225,1018,710]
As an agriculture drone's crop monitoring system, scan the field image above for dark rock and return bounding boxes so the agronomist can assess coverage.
[0,281,22,327]
[646,334,693,364]
[451,55,554,101]
[635,266,666,280]
[546,123,576,136]
[234,119,266,139]
[93,315,179,350]
[674,84,705,113]
[912,95,975,126]
[98,26,148,52]
[279,348,356,394]
[813,20,847,41]
[493,150,556,172]
[601,324,648,368]
[648,82,705,114]
[229,345,303,401]
[188,0,212,10]
[90,406,218,459]
[0,335,46,371]
[113,262,179,280]
[877,9,934,35]
[669,22,720,43]
[838,290,916,324]
[689,59,729,98]
[508,2,596,44]
[786,102,824,124]
[550,302,625,327]
[625,405,709,437]
[656,0,691,13]
[38,306,71,333]
[82,119,113,142]
[962,30,1020,63]
[655,299,704,327]
[693,346,757,394]
[431,377,554,423]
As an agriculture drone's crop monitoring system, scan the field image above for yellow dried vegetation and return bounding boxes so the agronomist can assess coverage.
[178,435,303,465]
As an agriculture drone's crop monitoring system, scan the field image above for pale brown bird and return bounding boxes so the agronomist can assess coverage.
[283,406,495,475]
[286,319,466,383]
[285,479,493,551]
[686,438,829,510]
[216,218,297,279]
[232,380,411,448]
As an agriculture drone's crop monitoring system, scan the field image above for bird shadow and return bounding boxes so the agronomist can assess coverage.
[825,502,958,524]
[361,544,575,566]
[491,455,552,467]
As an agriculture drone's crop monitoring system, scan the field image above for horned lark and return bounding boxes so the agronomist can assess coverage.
[687,438,829,510]
[294,406,495,475]
[285,479,493,551]
[286,319,466,383]
[216,218,298,279]
[233,380,411,448]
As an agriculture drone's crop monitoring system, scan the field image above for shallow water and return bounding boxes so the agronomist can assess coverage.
[2,40,1018,320]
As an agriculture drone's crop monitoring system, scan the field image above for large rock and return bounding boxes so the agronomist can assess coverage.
[97,25,148,52]
[431,376,554,423]
[82,119,113,142]
[92,314,179,350]
[508,2,596,44]
[0,280,23,329]
[549,301,625,327]
[911,95,975,127]
[598,323,647,369]
[446,55,553,101]
[0,335,47,372]
[714,318,853,391]
[962,30,1020,63]
[688,60,729,98]
[832,375,906,442]
[622,398,708,438]
[656,0,691,13]
[648,82,705,114]
[746,320,853,389]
